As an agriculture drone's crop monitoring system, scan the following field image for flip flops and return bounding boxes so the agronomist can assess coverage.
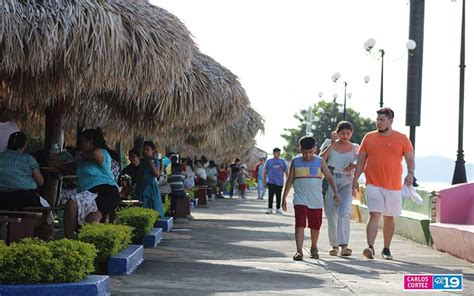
[293,252,303,261]
[341,247,353,257]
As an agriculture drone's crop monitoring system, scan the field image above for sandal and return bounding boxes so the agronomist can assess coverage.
[293,252,303,261]
[310,247,319,259]
[341,247,353,257]
[329,247,339,256]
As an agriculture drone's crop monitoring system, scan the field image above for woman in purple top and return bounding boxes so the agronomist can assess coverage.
[263,148,288,214]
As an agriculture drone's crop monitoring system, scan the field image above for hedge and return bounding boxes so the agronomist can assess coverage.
[78,223,132,272]
[163,195,171,217]
[115,207,159,244]
[0,238,96,284]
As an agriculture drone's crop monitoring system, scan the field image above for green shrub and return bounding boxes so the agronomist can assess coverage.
[0,238,96,284]
[115,207,159,244]
[163,195,171,217]
[78,223,132,272]
[0,240,53,283]
[246,178,256,188]
[186,189,195,199]
[48,239,96,282]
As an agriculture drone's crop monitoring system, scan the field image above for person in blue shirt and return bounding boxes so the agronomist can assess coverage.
[0,132,51,239]
[135,141,164,218]
[254,158,266,200]
[0,132,44,204]
[63,129,121,238]
[263,148,289,214]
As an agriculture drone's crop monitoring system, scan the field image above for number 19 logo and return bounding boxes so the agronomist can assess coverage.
[433,275,463,291]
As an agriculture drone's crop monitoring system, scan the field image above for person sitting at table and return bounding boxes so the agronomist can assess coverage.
[0,132,52,239]
[63,128,121,238]
[119,148,141,199]
[135,141,164,218]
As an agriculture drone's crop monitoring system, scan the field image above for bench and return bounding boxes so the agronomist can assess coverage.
[0,211,43,244]
[430,182,474,262]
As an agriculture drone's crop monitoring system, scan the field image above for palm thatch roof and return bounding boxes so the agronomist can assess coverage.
[1,0,196,107]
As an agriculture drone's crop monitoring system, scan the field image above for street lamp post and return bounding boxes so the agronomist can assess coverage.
[364,38,416,108]
[331,73,358,121]
[452,0,467,184]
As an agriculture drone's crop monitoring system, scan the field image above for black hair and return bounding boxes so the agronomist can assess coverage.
[128,148,141,158]
[107,149,121,162]
[201,155,208,163]
[235,158,240,162]
[336,121,353,133]
[7,132,27,150]
[171,163,181,173]
[273,147,281,153]
[143,141,156,151]
[80,128,108,149]
[377,107,394,120]
[299,136,316,150]
[170,154,179,164]
[209,160,216,168]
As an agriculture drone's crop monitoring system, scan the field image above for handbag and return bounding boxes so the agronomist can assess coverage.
[158,175,172,195]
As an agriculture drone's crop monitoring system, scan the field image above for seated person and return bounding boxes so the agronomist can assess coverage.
[62,129,121,238]
[119,148,141,199]
[0,132,52,239]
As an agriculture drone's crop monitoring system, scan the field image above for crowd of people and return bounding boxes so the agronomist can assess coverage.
[0,107,415,263]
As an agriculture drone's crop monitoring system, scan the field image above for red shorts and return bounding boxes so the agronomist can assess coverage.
[294,205,322,230]
[239,184,246,191]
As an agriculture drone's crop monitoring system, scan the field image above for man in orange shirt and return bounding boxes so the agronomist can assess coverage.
[352,108,415,260]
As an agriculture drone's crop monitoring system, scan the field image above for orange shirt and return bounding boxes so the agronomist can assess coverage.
[360,130,413,190]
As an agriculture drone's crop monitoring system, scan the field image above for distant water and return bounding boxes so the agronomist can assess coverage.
[417,181,456,192]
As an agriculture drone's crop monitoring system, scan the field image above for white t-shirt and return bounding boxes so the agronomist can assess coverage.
[0,121,19,152]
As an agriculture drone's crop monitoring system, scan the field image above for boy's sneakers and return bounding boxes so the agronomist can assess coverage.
[265,208,273,214]
[276,209,283,215]
[363,246,375,259]
[381,248,393,260]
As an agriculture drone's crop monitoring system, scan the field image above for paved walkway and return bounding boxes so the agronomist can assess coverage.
[111,191,474,295]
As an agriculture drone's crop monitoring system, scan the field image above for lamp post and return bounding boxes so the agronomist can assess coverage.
[452,0,467,184]
[364,38,416,108]
[332,73,365,121]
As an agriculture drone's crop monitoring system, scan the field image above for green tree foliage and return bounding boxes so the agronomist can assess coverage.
[281,101,375,160]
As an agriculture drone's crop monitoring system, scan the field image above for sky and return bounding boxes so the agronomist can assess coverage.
[153,0,473,166]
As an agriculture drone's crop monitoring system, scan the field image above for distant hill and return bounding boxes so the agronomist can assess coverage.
[413,156,474,183]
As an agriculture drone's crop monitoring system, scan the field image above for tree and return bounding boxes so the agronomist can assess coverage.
[281,101,375,160]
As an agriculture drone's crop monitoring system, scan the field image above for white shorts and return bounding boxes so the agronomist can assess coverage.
[365,184,402,216]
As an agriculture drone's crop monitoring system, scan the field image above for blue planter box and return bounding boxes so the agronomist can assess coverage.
[155,217,173,232]
[108,245,144,276]
[142,227,162,248]
[0,275,109,296]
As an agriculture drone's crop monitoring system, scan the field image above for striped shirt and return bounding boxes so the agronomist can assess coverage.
[292,155,324,209]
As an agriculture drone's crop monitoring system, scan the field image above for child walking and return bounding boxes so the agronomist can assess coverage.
[282,136,341,261]
[237,167,250,198]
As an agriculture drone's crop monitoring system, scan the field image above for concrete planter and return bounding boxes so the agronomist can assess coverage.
[155,217,173,232]
[142,227,163,248]
[0,275,110,296]
[108,245,144,276]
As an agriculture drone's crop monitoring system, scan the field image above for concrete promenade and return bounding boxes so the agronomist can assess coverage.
[110,191,474,295]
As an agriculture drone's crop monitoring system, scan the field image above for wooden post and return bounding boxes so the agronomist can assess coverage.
[42,101,65,207]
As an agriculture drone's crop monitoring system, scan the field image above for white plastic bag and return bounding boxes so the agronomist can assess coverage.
[401,185,424,205]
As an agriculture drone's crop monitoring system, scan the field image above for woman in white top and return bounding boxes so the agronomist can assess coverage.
[320,121,359,257]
